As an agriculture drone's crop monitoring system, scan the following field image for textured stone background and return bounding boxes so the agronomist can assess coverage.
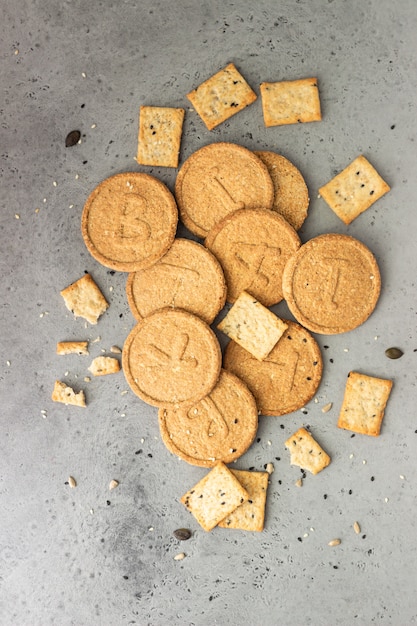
[1,1,417,624]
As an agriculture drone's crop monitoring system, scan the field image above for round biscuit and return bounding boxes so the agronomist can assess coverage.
[82,172,178,272]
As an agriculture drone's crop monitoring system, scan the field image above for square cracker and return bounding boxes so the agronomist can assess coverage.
[337,371,393,436]
[260,77,321,127]
[218,470,269,532]
[56,341,89,356]
[137,106,185,168]
[186,63,257,131]
[318,155,390,224]
[180,462,249,532]
[61,274,108,325]
[88,356,120,376]
[51,380,86,407]
[285,427,331,475]
[217,291,288,361]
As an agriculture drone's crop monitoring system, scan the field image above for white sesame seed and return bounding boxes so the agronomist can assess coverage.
[174,552,185,561]
[6,360,11,367]
[310,527,315,532]
[148,527,154,532]
[343,348,349,352]
[35,208,40,213]
[81,72,87,78]
[109,286,113,292]
[14,49,19,55]
[322,402,333,413]
[399,475,405,480]
[267,440,272,446]
[43,198,47,203]
[90,509,94,514]
[91,123,96,129]
[75,174,79,180]
[349,453,354,459]
[140,438,145,443]
[303,533,309,538]
[363,460,367,465]
[53,181,57,187]
[120,413,126,417]
[15,214,20,219]
[385,497,389,503]
[120,390,128,395]
[69,204,74,209]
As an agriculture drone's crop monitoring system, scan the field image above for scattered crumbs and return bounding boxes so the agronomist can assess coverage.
[370,476,375,482]
[174,553,186,561]
[68,476,77,488]
[353,521,361,534]
[295,478,303,488]
[109,479,119,490]
[120,413,126,417]
[328,538,341,547]
[322,402,333,413]
[266,462,274,475]
[84,376,91,382]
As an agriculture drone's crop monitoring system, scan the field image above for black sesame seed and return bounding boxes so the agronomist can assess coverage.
[323,494,328,500]
[371,476,375,481]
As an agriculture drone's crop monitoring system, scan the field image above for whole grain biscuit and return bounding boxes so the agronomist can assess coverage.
[260,77,321,126]
[81,172,178,272]
[136,105,185,168]
[158,369,258,467]
[126,238,227,324]
[223,320,322,416]
[282,233,381,334]
[205,208,300,306]
[218,470,269,532]
[122,308,221,408]
[60,273,109,325]
[186,63,257,131]
[254,151,309,230]
[175,142,274,238]
[285,427,331,475]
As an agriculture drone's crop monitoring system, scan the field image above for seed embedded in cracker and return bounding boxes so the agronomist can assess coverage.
[260,77,322,127]
[218,470,269,532]
[60,274,109,325]
[186,63,257,130]
[52,380,86,407]
[285,427,331,475]
[136,105,185,168]
[56,341,89,356]
[180,461,249,532]
[337,371,393,436]
[217,291,288,361]
[318,155,390,224]
[88,356,121,376]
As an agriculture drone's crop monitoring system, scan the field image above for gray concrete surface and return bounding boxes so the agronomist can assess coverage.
[1,1,417,624]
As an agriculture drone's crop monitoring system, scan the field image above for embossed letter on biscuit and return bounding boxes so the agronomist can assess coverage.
[146,334,198,372]
[118,193,151,241]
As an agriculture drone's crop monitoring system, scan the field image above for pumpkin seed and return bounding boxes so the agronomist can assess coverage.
[385,347,403,359]
[65,130,81,147]
[173,528,192,541]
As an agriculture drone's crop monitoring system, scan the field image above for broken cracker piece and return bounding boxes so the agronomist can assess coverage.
[285,427,330,475]
[56,341,89,356]
[52,380,86,407]
[218,470,269,532]
[88,356,120,376]
[60,274,108,325]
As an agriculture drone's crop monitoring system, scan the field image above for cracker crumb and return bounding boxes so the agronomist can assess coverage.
[109,479,119,490]
[266,462,274,475]
[295,478,303,487]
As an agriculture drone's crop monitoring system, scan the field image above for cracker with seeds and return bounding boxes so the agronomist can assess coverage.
[186,63,257,130]
[318,155,390,224]
[60,274,108,325]
[136,106,185,168]
[217,291,288,361]
[285,427,330,475]
[218,470,269,532]
[88,356,120,376]
[337,371,393,436]
[260,77,321,127]
[56,341,89,356]
[180,462,249,532]
[51,380,86,407]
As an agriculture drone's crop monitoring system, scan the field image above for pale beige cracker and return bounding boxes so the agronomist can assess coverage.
[82,172,178,272]
[205,207,300,306]
[122,308,221,408]
[126,238,226,325]
[260,77,321,127]
[60,274,109,325]
[158,369,258,467]
[186,63,257,131]
[175,142,274,238]
[56,341,89,356]
[318,155,390,224]
[254,151,309,230]
[282,233,381,334]
[180,461,249,532]
[88,356,120,376]
[218,470,269,532]
[136,106,185,168]
[217,291,288,361]
[285,427,331,475]
[337,371,393,436]
[224,320,322,416]
[51,381,86,407]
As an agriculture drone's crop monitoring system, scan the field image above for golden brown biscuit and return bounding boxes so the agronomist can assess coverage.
[126,238,226,324]
[175,142,274,238]
[282,233,381,334]
[122,308,221,408]
[223,320,322,416]
[158,369,258,467]
[254,151,309,230]
[218,470,269,532]
[81,172,178,272]
[205,208,300,306]
[136,105,185,168]
[285,427,331,474]
[260,77,321,127]
[60,274,109,325]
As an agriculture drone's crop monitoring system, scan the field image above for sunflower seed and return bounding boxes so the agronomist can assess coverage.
[385,347,403,359]
[328,538,341,547]
[321,402,333,413]
[65,130,81,147]
[68,476,77,488]
[353,521,361,534]
[174,552,186,561]
[173,528,192,541]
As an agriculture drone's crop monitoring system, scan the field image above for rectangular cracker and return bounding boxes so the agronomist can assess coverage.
[136,106,185,168]
[60,274,108,325]
[217,290,288,360]
[337,371,393,436]
[260,77,321,127]
[218,470,269,532]
[56,341,89,356]
[318,155,390,224]
[88,356,120,376]
[180,462,249,532]
[51,380,86,407]
[186,63,257,131]
[285,427,331,475]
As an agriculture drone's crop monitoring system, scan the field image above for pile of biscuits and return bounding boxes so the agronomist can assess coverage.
[60,62,394,532]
